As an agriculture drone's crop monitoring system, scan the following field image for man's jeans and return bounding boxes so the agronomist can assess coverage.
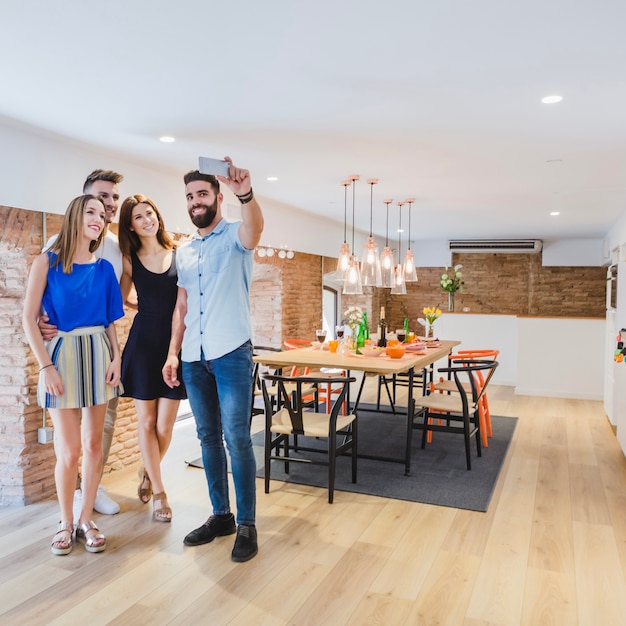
[182,341,255,526]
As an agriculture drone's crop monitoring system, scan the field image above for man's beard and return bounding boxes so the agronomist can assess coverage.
[189,199,218,229]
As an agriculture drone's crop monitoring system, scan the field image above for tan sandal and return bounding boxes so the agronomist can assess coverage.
[138,467,152,504]
[152,492,172,523]
[51,521,74,556]
[76,520,106,553]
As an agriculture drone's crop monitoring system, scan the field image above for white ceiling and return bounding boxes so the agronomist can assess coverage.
[2,0,626,243]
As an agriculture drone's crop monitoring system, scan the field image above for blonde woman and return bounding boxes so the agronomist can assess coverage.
[23,195,124,555]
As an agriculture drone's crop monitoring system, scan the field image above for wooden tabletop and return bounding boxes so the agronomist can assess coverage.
[253,340,461,375]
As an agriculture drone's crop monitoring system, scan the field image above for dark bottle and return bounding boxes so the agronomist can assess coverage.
[378,318,387,348]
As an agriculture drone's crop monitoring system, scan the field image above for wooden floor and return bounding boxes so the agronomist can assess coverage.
[3,379,626,625]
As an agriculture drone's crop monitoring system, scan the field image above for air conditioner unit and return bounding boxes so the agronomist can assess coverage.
[448,239,543,253]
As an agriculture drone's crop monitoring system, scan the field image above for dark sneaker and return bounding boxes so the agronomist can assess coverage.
[183,514,236,546]
[231,524,258,562]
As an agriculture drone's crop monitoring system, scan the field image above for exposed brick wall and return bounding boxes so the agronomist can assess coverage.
[252,251,323,346]
[358,255,606,333]
[1,207,140,505]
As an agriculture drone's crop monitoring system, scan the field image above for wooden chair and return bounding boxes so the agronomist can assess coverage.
[412,360,499,470]
[431,349,499,447]
[261,373,357,503]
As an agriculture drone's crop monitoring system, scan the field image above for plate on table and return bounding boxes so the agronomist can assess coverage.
[406,342,427,353]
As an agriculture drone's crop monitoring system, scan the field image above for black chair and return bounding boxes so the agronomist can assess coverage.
[261,373,357,503]
[251,345,287,420]
[411,359,499,470]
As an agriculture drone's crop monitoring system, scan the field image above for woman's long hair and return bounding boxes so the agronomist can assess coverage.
[118,194,174,258]
[49,195,105,273]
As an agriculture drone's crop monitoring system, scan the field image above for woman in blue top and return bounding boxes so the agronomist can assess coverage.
[23,195,124,556]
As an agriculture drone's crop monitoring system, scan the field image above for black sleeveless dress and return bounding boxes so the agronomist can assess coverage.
[121,250,186,400]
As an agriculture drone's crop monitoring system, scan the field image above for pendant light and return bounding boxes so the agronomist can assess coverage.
[403,197,417,282]
[390,201,406,295]
[343,174,363,295]
[379,198,395,288]
[336,180,351,276]
[361,178,382,287]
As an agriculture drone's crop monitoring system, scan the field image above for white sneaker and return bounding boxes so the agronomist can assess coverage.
[93,486,120,515]
[72,488,82,523]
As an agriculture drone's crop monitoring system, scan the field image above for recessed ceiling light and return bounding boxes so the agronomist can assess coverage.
[550,211,560,216]
[160,136,175,143]
[546,159,563,163]
[541,95,563,104]
[266,176,278,181]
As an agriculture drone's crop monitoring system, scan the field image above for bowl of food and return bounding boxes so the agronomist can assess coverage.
[359,346,384,358]
[386,344,406,359]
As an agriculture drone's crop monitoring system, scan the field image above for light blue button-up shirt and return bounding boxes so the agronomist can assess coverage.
[176,219,253,362]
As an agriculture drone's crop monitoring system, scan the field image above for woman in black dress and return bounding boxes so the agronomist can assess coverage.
[119,195,186,522]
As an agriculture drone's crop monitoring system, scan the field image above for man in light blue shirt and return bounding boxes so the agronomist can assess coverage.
[163,157,263,562]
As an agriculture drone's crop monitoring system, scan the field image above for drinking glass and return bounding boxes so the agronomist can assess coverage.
[316,328,327,344]
[396,329,406,343]
[335,325,345,340]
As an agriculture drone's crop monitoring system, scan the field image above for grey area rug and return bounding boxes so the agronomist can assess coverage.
[252,404,518,512]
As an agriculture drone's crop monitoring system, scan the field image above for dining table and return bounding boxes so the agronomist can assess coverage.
[253,339,461,474]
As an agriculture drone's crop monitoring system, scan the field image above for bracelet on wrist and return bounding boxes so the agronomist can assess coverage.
[39,363,55,372]
[236,188,254,204]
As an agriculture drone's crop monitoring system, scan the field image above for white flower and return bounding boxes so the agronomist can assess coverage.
[343,306,363,328]
[440,264,464,293]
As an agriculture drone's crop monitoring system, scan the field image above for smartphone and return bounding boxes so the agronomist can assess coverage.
[198,156,230,178]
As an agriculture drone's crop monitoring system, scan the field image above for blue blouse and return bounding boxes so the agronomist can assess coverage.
[42,252,124,331]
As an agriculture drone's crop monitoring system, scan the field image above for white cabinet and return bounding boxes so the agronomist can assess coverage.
[438,313,604,400]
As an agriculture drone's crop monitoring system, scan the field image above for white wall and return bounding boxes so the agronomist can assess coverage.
[542,238,607,266]
[436,314,518,386]
[0,116,347,257]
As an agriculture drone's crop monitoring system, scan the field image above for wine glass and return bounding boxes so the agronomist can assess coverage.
[396,329,406,343]
[335,325,345,340]
[316,328,327,344]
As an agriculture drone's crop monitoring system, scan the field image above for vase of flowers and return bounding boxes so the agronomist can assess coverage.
[418,307,441,340]
[343,306,363,351]
[440,264,464,312]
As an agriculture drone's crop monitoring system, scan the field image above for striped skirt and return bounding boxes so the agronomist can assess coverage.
[38,325,123,409]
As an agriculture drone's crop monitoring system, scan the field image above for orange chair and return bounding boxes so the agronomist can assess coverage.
[432,349,499,447]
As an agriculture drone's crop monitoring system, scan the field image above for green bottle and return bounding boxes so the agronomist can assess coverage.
[363,311,370,340]
[356,321,365,353]
[403,317,409,343]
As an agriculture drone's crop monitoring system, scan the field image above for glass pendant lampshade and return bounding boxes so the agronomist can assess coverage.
[403,197,418,282]
[361,178,382,287]
[380,198,395,288]
[336,180,351,275]
[343,174,362,295]
[343,253,363,294]
[390,201,407,295]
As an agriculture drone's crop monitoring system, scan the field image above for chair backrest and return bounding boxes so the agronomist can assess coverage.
[261,373,355,434]
[438,360,499,413]
[449,349,499,362]
[252,345,283,391]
